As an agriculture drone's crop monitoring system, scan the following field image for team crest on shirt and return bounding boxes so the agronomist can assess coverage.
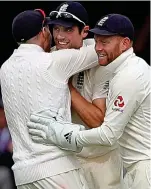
[112,95,125,113]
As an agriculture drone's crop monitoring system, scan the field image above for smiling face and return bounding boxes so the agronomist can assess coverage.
[53,24,88,50]
[94,34,131,66]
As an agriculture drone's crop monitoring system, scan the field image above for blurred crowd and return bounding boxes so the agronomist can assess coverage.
[0,90,16,189]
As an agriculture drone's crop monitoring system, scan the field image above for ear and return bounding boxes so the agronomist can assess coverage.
[40,26,50,40]
[120,37,131,51]
[82,25,89,38]
[41,27,47,36]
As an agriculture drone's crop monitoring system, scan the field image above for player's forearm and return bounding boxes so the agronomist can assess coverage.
[70,87,104,128]
[76,122,120,147]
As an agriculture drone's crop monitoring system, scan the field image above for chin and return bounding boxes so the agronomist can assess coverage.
[57,46,66,50]
[98,61,109,66]
[56,44,70,50]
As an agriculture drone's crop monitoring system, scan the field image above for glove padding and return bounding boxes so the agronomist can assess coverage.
[27,108,85,152]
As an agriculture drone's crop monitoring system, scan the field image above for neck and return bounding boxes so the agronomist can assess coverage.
[26,38,45,51]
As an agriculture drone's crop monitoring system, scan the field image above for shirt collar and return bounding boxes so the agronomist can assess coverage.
[14,44,45,53]
[105,47,135,76]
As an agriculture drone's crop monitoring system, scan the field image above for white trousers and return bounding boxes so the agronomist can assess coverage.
[123,160,151,189]
[77,148,124,189]
[17,168,89,189]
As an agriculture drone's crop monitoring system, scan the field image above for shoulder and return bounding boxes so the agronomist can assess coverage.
[83,38,95,46]
[0,56,13,73]
[112,63,149,95]
[118,56,150,84]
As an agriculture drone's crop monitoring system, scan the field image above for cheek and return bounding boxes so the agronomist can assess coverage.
[109,44,121,60]
[65,35,76,46]
[72,35,82,45]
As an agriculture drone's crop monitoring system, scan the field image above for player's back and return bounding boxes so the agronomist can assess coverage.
[0,45,81,185]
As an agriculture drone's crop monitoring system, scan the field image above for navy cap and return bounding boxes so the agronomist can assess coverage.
[12,9,51,43]
[49,1,88,27]
[90,14,134,40]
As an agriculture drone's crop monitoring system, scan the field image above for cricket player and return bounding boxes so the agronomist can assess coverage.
[28,14,151,189]
[0,8,99,189]
[49,2,123,188]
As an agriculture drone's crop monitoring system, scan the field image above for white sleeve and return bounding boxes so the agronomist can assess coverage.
[50,45,98,83]
[77,74,142,147]
[92,67,112,100]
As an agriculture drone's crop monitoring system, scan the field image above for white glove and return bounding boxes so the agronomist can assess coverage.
[27,109,85,152]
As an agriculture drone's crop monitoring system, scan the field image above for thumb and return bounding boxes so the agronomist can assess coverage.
[34,107,58,119]
[57,108,65,121]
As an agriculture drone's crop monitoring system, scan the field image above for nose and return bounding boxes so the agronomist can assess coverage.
[95,43,103,52]
[57,34,65,40]
[56,30,65,40]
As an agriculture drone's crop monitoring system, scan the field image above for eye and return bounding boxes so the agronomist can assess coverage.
[53,26,59,31]
[101,40,107,44]
[65,27,73,32]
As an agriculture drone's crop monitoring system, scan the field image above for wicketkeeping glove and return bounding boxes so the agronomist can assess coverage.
[27,108,85,152]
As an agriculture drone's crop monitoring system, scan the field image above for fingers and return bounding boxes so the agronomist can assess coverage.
[34,108,58,118]
[28,128,46,139]
[57,108,65,121]
[27,122,47,132]
[30,115,52,125]
[31,136,45,144]
[30,108,65,124]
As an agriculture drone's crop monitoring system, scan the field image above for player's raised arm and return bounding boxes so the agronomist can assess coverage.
[50,45,98,83]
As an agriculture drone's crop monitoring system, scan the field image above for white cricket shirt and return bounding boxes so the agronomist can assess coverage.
[77,47,151,168]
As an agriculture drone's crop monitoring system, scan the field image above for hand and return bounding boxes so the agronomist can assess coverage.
[32,106,60,120]
[27,110,85,152]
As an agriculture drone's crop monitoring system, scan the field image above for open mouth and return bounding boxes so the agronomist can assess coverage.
[58,41,69,45]
[98,53,106,58]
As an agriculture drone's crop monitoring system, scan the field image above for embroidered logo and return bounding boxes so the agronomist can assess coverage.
[112,96,125,113]
[64,131,73,144]
[114,96,125,108]
[59,3,69,12]
[97,16,109,26]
